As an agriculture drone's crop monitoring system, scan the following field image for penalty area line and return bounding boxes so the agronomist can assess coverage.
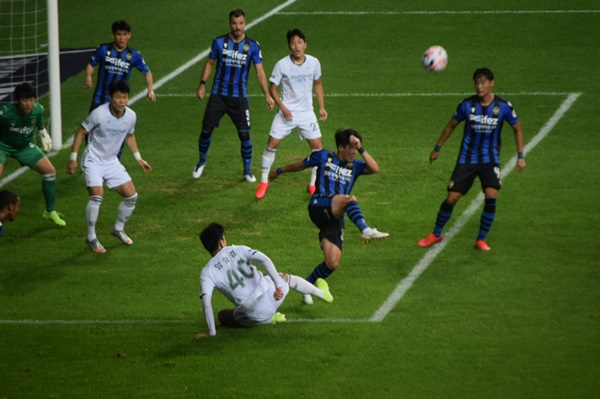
[369,92,582,323]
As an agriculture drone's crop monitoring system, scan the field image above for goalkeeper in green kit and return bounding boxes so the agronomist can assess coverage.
[0,83,66,226]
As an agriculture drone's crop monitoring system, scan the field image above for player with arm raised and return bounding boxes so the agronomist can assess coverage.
[269,128,388,303]
[67,80,152,253]
[255,28,327,199]
[196,222,332,338]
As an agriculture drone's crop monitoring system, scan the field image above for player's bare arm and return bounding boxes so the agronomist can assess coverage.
[145,71,156,101]
[66,126,88,174]
[255,63,274,109]
[269,159,307,180]
[512,122,526,172]
[125,135,152,173]
[84,64,95,88]
[314,79,327,121]
[430,118,459,164]
[197,59,215,100]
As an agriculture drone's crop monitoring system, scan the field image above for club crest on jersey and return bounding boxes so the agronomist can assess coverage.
[493,106,499,116]
[126,53,132,61]
[244,43,249,52]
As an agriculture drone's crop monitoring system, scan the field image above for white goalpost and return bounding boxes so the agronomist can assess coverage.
[0,0,62,149]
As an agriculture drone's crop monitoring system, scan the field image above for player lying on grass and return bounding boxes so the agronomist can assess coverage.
[196,223,333,338]
[269,128,388,303]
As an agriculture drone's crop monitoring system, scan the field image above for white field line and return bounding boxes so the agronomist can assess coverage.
[370,92,582,322]
[0,92,581,326]
[0,0,298,188]
[279,10,600,15]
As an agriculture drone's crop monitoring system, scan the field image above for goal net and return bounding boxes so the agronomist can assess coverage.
[0,0,62,150]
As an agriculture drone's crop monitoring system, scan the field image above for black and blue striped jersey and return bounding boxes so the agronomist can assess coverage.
[453,95,518,165]
[208,34,263,98]
[304,150,368,198]
[88,43,151,106]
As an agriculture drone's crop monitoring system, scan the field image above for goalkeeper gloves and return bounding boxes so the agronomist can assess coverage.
[38,128,53,152]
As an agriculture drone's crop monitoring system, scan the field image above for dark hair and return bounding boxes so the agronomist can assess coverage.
[112,20,131,33]
[473,68,494,81]
[0,190,19,209]
[200,223,225,253]
[13,83,36,100]
[287,28,305,44]
[335,128,363,148]
[108,80,130,96]
[229,9,245,20]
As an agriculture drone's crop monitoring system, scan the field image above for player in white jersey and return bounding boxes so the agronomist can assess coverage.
[255,28,327,199]
[196,223,333,338]
[66,80,152,253]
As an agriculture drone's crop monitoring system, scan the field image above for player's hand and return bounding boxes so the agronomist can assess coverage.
[273,287,284,301]
[319,108,328,121]
[197,85,206,100]
[138,159,152,173]
[281,108,293,121]
[147,91,156,102]
[66,161,77,175]
[266,95,275,110]
[38,129,53,152]
[349,134,362,150]
[429,150,440,165]
[516,157,526,172]
[84,76,93,88]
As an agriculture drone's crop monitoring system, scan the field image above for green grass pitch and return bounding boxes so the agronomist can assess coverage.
[1,1,599,398]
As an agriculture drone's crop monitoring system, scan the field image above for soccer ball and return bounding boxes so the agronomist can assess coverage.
[422,45,448,73]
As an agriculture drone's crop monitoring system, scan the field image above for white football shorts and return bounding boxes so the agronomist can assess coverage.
[269,110,321,141]
[234,275,289,326]
[81,157,132,189]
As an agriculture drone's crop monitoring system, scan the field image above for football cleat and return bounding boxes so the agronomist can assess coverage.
[475,240,491,251]
[192,162,205,179]
[86,238,106,253]
[112,228,133,245]
[315,278,333,303]
[307,185,316,195]
[271,312,287,324]
[418,232,444,247]
[255,182,269,199]
[244,174,257,183]
[43,210,66,227]
[361,227,390,244]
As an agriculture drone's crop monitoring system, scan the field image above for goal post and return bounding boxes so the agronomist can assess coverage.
[46,0,62,150]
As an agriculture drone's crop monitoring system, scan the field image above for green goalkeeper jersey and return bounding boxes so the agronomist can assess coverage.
[0,102,45,149]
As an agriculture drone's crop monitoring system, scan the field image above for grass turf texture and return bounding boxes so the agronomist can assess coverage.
[1,0,599,398]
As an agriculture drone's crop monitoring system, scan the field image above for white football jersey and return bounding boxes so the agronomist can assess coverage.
[200,245,272,308]
[270,54,322,112]
[81,104,136,162]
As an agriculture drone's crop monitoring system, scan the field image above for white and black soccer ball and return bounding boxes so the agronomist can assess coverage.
[422,45,448,73]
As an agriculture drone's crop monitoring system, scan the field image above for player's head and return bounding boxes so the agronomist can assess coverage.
[0,190,20,223]
[108,79,130,96]
[13,83,36,100]
[111,20,132,50]
[473,68,494,82]
[111,20,131,34]
[473,68,495,98]
[13,83,36,114]
[287,29,307,58]
[229,9,246,38]
[200,223,226,254]
[335,128,363,149]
